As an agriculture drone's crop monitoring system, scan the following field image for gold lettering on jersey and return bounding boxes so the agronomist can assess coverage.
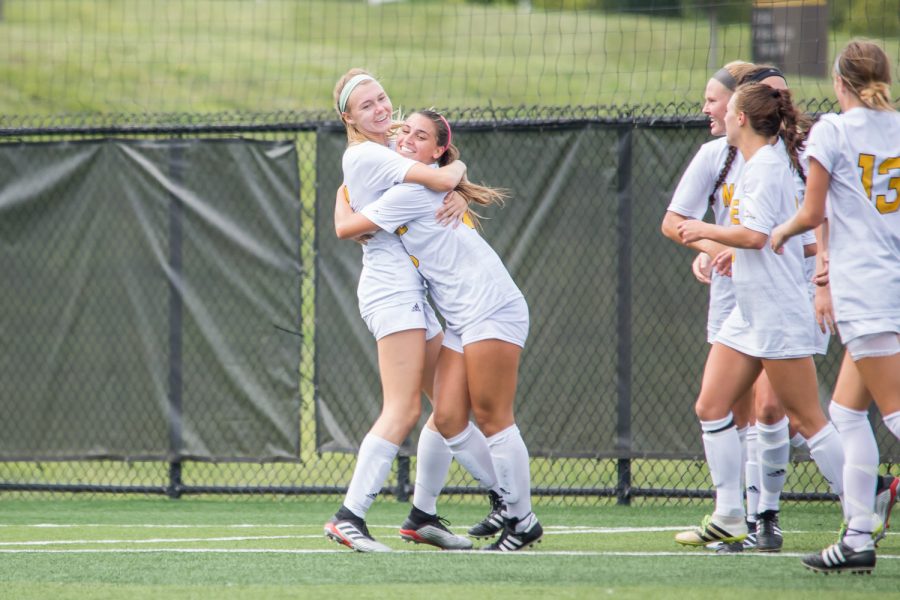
[410,255,419,268]
[858,153,900,214]
[721,183,735,207]
[395,225,408,236]
[729,198,741,225]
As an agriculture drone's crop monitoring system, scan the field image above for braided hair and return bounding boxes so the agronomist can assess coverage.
[708,145,739,207]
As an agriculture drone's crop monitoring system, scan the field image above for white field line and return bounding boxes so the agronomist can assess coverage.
[0,535,321,546]
[2,523,871,536]
[0,548,896,560]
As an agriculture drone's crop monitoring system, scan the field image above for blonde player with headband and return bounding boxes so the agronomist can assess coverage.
[673,81,847,550]
[334,109,543,552]
[661,62,827,553]
[324,69,500,553]
[771,40,900,574]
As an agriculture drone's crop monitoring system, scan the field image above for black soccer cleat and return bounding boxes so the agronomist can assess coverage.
[483,513,543,552]
[755,510,783,553]
[468,490,505,538]
[399,507,472,550]
[323,506,391,553]
[802,541,875,575]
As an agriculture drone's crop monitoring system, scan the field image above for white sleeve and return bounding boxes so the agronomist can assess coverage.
[803,116,841,174]
[356,143,418,190]
[361,185,431,233]
[668,142,718,220]
[739,164,778,236]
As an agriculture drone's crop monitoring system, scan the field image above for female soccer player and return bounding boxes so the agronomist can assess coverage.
[661,62,819,552]
[324,69,499,552]
[334,110,543,551]
[771,40,900,574]
[672,82,845,548]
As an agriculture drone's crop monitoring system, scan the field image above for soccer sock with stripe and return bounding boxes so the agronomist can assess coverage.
[829,401,878,550]
[344,433,399,519]
[807,422,847,521]
[744,425,760,521]
[486,423,533,525]
[412,424,453,515]
[701,413,744,519]
[445,422,500,494]
[884,410,900,439]
[756,416,789,513]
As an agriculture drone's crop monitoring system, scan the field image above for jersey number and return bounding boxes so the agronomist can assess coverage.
[858,154,900,214]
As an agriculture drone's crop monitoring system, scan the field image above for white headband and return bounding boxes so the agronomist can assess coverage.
[338,74,375,113]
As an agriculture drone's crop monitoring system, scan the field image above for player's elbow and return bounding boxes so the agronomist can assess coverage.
[432,174,457,193]
[660,212,684,244]
[334,222,354,240]
[747,236,767,250]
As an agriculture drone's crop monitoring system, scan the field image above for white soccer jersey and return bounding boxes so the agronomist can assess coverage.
[668,137,744,341]
[803,109,900,341]
[361,181,524,333]
[341,141,425,317]
[772,138,827,353]
[715,144,819,358]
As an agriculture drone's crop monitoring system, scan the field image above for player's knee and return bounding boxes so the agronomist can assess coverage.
[381,399,422,431]
[432,405,465,438]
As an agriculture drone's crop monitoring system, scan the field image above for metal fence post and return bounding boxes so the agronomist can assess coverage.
[615,125,633,506]
[396,454,411,502]
[167,144,185,499]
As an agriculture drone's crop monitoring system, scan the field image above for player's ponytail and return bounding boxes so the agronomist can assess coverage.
[775,92,807,183]
[735,83,807,181]
[834,40,895,112]
[414,110,507,228]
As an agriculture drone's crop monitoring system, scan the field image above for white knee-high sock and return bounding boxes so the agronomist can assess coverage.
[702,413,744,519]
[445,422,499,493]
[486,424,533,522]
[830,402,878,549]
[884,410,900,440]
[790,433,808,450]
[344,433,399,519]
[413,425,453,515]
[756,417,789,513]
[738,425,749,491]
[744,426,760,521]
[807,422,847,520]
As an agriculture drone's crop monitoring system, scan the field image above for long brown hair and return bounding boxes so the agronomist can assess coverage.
[835,40,895,111]
[734,83,807,180]
[413,110,507,228]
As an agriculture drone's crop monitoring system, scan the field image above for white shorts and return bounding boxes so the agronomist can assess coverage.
[363,300,442,342]
[838,317,900,346]
[846,332,900,361]
[442,296,529,353]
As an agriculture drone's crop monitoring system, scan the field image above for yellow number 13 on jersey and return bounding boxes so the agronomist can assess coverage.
[858,154,900,214]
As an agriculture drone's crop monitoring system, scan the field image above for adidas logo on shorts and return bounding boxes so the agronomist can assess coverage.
[411,303,421,312]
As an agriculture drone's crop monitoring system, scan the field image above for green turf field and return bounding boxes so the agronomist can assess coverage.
[0,497,896,598]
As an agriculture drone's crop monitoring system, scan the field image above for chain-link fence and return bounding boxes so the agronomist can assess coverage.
[0,106,896,504]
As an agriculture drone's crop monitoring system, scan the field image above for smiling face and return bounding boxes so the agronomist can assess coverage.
[396,113,445,164]
[702,78,733,136]
[724,92,742,147]
[342,80,394,141]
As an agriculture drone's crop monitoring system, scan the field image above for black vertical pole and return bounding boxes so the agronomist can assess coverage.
[167,144,185,499]
[615,125,633,506]
[396,454,411,502]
